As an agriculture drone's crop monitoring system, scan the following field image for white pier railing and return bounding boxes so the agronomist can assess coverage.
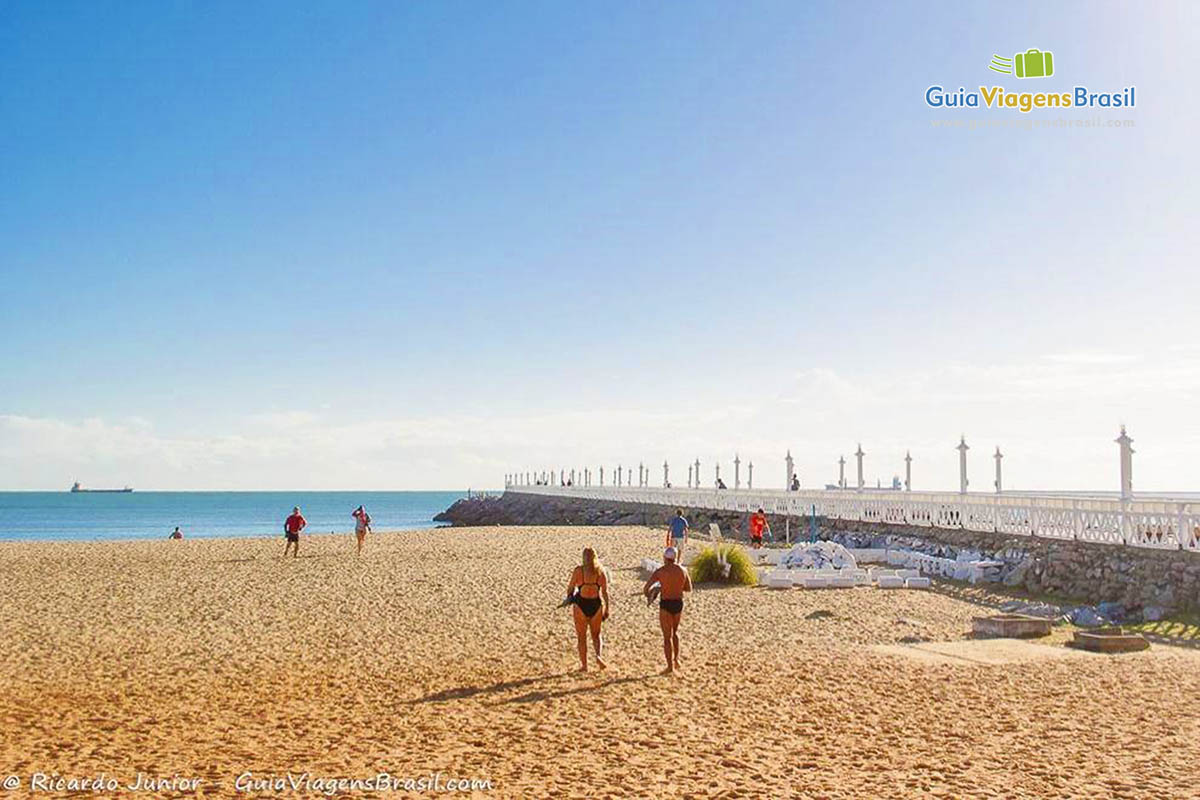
[505,485,1200,553]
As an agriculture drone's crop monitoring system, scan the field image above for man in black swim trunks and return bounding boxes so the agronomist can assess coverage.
[643,547,692,674]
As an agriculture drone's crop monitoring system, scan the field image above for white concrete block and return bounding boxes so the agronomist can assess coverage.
[876,575,906,589]
[897,568,921,580]
[830,575,857,589]
[801,575,831,589]
[905,576,931,589]
[766,571,794,590]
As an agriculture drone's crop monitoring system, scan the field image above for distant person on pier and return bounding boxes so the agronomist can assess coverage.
[168,526,183,540]
[352,505,372,555]
[790,475,800,491]
[643,547,691,674]
[564,547,610,671]
[667,509,689,555]
[716,478,727,490]
[749,508,770,549]
[283,506,306,558]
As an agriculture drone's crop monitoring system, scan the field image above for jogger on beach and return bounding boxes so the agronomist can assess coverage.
[283,506,306,558]
[643,547,691,674]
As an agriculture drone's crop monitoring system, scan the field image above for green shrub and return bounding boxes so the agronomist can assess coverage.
[688,544,758,586]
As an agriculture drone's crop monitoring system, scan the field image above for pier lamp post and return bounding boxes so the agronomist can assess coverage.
[715,463,721,488]
[1116,426,1134,500]
[734,454,741,489]
[694,458,701,489]
[748,461,754,489]
[687,464,693,488]
[957,436,970,495]
[599,466,604,486]
[639,462,645,487]
[785,450,794,491]
[993,448,1003,494]
[838,456,846,489]
[855,445,865,491]
[904,451,912,492]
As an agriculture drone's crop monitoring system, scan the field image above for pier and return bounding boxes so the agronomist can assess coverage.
[504,428,1200,553]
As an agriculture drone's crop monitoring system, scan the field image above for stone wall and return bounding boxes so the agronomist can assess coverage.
[436,492,1200,613]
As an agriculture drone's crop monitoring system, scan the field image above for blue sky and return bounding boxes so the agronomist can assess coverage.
[2,1,1198,490]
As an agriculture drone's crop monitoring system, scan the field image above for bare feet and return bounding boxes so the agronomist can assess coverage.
[595,657,607,670]
[660,666,674,675]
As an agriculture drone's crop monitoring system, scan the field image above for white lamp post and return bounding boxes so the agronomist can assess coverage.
[904,451,912,492]
[663,460,669,488]
[855,445,865,491]
[993,447,1003,494]
[734,454,741,489]
[748,461,754,489]
[1116,426,1134,500]
[785,450,794,490]
[957,436,969,495]
[838,456,846,489]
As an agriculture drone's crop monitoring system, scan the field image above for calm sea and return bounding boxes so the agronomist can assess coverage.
[0,491,475,541]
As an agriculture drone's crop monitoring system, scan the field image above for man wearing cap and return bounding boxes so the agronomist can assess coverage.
[643,547,692,675]
[283,506,307,558]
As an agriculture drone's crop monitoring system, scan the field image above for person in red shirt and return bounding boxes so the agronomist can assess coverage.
[283,506,307,558]
[749,508,769,549]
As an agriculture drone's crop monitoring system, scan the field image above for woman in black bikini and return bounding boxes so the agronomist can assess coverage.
[565,547,610,671]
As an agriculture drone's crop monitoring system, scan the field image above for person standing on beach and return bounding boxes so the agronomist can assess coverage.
[643,547,691,674]
[168,526,183,540]
[667,509,689,556]
[283,506,306,558]
[748,508,769,549]
[351,505,371,555]
[564,547,610,671]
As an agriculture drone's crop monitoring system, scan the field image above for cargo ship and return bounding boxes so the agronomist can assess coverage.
[70,482,133,493]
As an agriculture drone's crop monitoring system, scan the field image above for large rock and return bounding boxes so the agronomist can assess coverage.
[780,541,857,570]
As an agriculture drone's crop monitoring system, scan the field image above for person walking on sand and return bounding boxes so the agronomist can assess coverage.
[667,509,689,556]
[643,547,691,674]
[564,547,611,671]
[351,505,371,555]
[283,506,306,558]
[749,508,770,549]
[168,526,183,540]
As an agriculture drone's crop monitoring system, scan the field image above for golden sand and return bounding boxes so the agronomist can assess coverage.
[1,526,1198,799]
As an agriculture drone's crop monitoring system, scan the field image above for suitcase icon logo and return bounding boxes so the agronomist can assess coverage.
[989,49,1054,78]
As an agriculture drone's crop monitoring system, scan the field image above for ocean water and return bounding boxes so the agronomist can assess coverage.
[0,491,474,541]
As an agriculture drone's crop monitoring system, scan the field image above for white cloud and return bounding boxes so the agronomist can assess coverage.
[3,351,1200,491]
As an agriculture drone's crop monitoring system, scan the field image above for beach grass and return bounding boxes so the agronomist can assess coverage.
[688,544,757,586]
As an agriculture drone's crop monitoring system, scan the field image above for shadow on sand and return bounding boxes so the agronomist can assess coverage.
[404,673,575,705]
[495,674,652,706]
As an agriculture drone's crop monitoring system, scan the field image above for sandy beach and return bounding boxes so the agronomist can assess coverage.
[1,526,1198,799]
